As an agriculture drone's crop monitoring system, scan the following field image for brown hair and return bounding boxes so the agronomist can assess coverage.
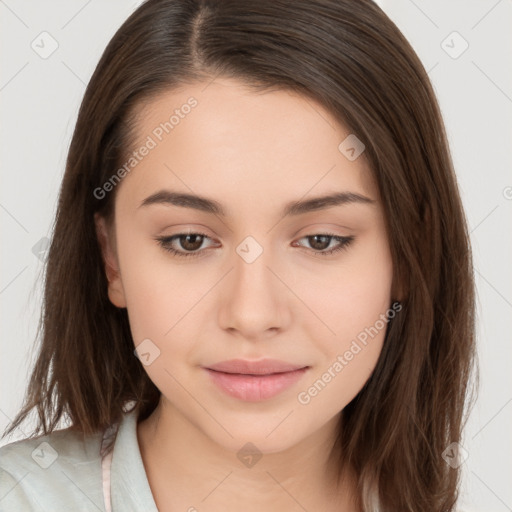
[3,1,477,510]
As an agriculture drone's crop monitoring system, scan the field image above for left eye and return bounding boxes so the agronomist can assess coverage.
[155,232,355,259]
[293,233,355,256]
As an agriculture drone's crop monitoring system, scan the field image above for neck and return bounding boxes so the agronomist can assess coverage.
[136,399,359,512]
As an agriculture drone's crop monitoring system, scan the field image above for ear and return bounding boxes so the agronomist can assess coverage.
[94,213,127,308]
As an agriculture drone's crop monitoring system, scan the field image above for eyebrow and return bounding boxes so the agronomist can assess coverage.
[138,189,376,217]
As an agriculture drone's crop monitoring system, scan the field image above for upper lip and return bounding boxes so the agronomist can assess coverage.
[204,358,308,375]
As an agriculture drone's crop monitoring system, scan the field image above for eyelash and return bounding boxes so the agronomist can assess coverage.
[154,231,355,259]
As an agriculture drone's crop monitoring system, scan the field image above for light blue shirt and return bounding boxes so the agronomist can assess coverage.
[0,407,159,511]
[1,406,392,511]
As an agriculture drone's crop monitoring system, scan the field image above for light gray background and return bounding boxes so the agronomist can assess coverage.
[1,1,511,511]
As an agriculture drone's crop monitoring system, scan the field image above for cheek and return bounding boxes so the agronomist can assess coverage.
[120,261,198,397]
[123,272,202,350]
[114,230,180,350]
[297,236,393,406]
[312,233,393,340]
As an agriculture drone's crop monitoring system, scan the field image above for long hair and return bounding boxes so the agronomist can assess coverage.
[3,1,477,510]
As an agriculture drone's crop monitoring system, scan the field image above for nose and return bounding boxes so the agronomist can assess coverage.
[217,241,290,340]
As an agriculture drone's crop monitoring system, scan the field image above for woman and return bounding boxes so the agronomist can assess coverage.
[0,1,477,510]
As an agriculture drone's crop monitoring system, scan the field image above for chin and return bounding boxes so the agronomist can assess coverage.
[198,413,313,456]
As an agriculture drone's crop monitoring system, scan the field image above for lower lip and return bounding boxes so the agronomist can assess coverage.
[204,367,308,401]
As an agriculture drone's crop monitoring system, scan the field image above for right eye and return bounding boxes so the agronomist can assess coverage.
[155,232,216,259]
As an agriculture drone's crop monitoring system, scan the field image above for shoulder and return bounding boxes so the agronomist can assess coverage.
[0,426,106,511]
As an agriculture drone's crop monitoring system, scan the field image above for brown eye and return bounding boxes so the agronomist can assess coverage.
[176,233,205,252]
[154,232,355,259]
[306,235,333,251]
[155,232,214,258]
[293,233,355,256]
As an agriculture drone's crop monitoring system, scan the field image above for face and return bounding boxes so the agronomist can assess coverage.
[95,77,394,454]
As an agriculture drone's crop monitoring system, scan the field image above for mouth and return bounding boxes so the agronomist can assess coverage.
[202,359,310,401]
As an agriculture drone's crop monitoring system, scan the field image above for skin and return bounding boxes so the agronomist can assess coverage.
[95,77,394,511]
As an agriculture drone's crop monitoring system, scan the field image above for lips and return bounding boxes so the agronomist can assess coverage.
[202,359,309,401]
[205,358,308,375]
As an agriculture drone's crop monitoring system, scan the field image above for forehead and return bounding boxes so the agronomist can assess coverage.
[117,77,378,211]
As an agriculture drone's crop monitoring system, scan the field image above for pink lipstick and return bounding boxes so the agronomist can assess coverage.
[203,358,309,401]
